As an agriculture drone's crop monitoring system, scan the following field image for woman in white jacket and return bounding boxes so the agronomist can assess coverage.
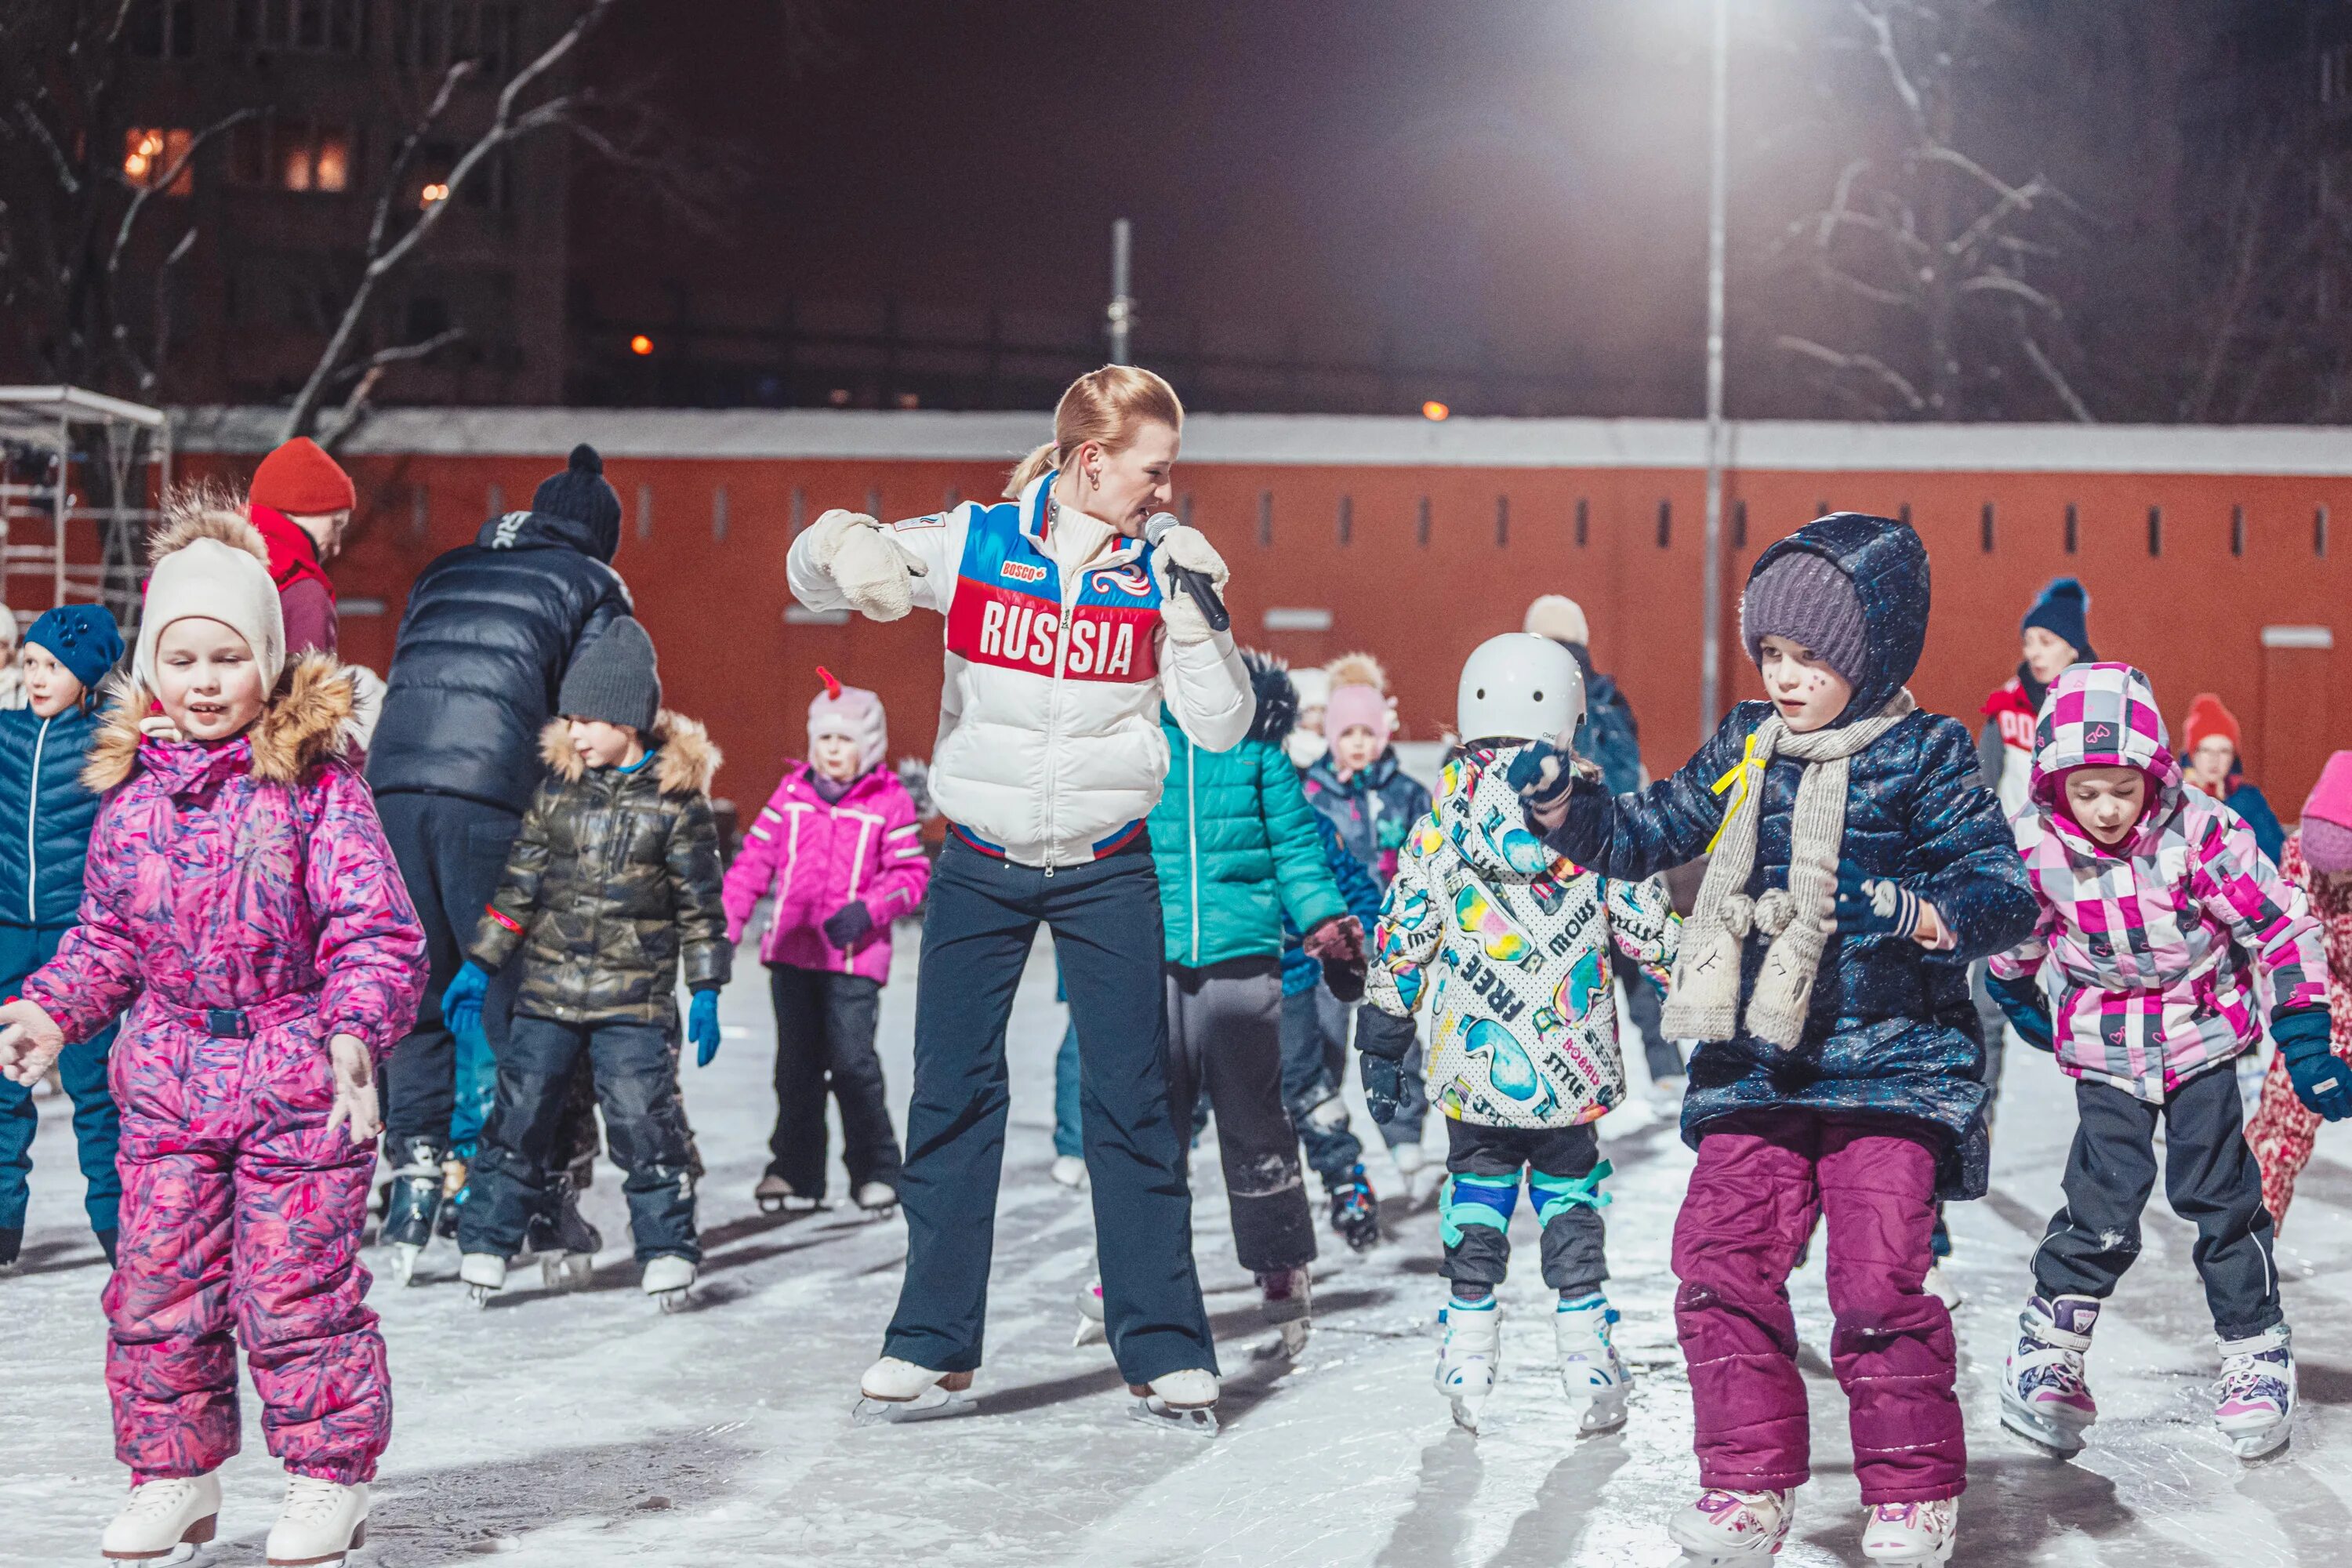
[787,365,1250,1428]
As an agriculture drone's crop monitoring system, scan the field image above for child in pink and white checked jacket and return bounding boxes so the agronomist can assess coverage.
[0,501,424,1564]
[722,673,927,1214]
[1987,661,2334,1465]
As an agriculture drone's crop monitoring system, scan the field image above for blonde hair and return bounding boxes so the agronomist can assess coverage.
[1003,365,1185,499]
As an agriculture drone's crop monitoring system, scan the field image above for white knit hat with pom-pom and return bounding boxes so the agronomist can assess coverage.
[134,492,286,696]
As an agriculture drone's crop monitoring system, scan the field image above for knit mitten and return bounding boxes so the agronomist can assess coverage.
[811,509,925,622]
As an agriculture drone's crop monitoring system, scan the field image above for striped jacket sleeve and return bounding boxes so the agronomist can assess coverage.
[2189,805,2328,1019]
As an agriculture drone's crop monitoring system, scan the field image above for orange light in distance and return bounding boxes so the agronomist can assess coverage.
[630,334,655,357]
[1421,400,1451,422]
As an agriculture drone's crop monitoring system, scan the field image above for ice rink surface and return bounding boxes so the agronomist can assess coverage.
[11,927,2352,1567]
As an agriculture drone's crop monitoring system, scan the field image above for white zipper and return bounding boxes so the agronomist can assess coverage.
[26,715,48,924]
[1187,742,1200,963]
[839,803,884,973]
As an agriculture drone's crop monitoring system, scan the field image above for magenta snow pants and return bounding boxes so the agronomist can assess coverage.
[1672,1109,1962,1504]
[105,996,388,1485]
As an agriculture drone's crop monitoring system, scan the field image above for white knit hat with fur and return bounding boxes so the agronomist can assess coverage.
[135,496,287,696]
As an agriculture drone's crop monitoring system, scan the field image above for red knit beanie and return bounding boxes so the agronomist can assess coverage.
[2183,692,2241,757]
[249,437,355,516]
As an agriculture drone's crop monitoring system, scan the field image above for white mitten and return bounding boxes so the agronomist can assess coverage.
[0,996,67,1086]
[1152,524,1229,646]
[811,509,925,622]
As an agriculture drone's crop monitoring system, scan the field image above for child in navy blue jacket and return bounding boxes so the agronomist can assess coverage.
[0,606,126,1269]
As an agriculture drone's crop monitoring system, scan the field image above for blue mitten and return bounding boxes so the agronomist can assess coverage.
[1359,1051,1403,1127]
[2275,1008,2351,1122]
[443,960,491,1042]
[1984,969,2055,1052]
[689,989,723,1069]
[1507,741,1574,822]
[1835,860,1924,940]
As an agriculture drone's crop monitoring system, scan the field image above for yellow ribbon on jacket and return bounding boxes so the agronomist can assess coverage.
[1705,731,1764,854]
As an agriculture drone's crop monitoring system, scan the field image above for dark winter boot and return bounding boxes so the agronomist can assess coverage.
[0,1224,20,1273]
[379,1136,444,1286]
[529,1170,604,1293]
[1327,1166,1380,1252]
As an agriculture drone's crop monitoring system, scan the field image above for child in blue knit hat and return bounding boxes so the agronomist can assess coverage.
[0,604,127,1270]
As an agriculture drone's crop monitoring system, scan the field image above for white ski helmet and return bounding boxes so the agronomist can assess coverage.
[1457,633,1584,746]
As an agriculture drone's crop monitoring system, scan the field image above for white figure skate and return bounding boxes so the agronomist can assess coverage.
[264,1475,367,1567]
[642,1254,695,1313]
[100,1472,220,1564]
[1129,1367,1218,1434]
[852,1356,977,1425]
[1434,1296,1501,1432]
[458,1251,506,1308]
[1555,1294,1632,1435]
[1667,1487,1795,1565]
[1860,1498,1958,1566]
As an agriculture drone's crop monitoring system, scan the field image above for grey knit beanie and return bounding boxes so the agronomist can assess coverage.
[1740,549,1869,689]
[558,616,661,734]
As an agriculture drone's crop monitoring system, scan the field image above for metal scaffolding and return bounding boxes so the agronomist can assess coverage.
[0,385,172,629]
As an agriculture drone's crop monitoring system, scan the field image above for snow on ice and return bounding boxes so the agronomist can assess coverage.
[9,927,2352,1566]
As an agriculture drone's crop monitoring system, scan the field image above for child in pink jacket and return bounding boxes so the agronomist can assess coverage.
[0,502,424,1567]
[1987,662,2332,1466]
[723,672,927,1215]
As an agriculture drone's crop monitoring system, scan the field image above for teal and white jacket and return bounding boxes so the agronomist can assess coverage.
[1364,742,1678,1130]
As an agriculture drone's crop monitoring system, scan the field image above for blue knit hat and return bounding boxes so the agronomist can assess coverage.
[26,604,125,691]
[2022,577,2093,659]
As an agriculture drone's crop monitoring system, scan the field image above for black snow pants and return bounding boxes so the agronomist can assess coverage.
[884,837,1214,1384]
[1163,957,1316,1275]
[2033,1065,2281,1341]
[766,965,902,1197]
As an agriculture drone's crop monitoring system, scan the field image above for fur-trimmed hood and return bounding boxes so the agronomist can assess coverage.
[538,710,720,797]
[1243,651,1299,748]
[83,652,365,793]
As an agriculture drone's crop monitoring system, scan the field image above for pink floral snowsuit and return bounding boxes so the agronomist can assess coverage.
[23,710,425,1485]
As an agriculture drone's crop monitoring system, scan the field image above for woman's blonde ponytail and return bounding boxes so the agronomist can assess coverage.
[1002,365,1185,499]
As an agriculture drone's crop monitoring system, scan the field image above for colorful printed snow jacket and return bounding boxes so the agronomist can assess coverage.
[1283,811,1383,998]
[722,761,928,983]
[1149,705,1347,968]
[1303,747,1432,890]
[1366,743,1677,1130]
[20,657,427,1062]
[784,474,1250,869]
[0,698,107,929]
[1541,514,2038,1199]
[470,713,730,1026]
[1989,662,2327,1102]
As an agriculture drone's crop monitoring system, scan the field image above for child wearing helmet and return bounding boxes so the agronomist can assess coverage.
[1359,633,1677,1436]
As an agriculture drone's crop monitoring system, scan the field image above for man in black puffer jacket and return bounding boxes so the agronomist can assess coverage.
[369,443,632,1260]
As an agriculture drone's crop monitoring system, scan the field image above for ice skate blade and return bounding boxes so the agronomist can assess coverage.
[466,1283,499,1309]
[1128,1396,1218,1436]
[1575,1392,1630,1436]
[2227,1424,2291,1460]
[1666,1522,1784,1565]
[1073,1316,1107,1348]
[265,1519,365,1566]
[387,1242,422,1287]
[851,1387,975,1426]
[1998,1399,2089,1457]
[654,1288,691,1314]
[1276,1319,1311,1357]
[1447,1393,1484,1434]
[102,1512,215,1563]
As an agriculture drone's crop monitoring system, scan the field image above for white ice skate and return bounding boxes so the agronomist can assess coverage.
[1921,1263,1963,1310]
[2214,1323,2296,1459]
[458,1251,506,1308]
[1049,1154,1089,1191]
[1434,1296,1501,1433]
[1555,1294,1632,1435]
[264,1475,366,1566]
[1666,1487,1794,1565]
[1391,1140,1443,1203]
[1073,1276,1107,1348]
[1129,1367,1219,1434]
[1860,1498,1958,1567]
[1259,1266,1312,1357]
[642,1254,696,1313]
[1999,1294,2098,1454]
[753,1174,821,1215]
[384,1241,423,1287]
[853,1181,898,1219]
[100,1472,220,1564]
[852,1356,977,1425]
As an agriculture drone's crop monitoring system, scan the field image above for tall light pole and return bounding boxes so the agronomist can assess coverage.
[1698,0,1730,742]
[1107,218,1134,365]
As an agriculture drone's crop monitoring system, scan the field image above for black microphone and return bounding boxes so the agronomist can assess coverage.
[1142,512,1231,633]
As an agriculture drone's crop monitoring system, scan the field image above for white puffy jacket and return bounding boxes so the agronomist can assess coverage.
[786,474,1251,868]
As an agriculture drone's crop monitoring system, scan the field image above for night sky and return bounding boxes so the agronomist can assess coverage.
[583,1,1744,412]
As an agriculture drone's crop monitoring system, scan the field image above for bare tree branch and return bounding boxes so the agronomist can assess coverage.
[107,107,260,280]
[16,103,79,196]
[2020,333,2094,423]
[1776,334,1929,411]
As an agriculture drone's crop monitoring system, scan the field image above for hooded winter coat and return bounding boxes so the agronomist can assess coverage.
[368,508,632,815]
[0,698,107,929]
[1541,514,2038,1198]
[1149,658,1348,969]
[470,713,731,1026]
[722,761,929,983]
[1367,743,1677,1130]
[1989,663,2327,1101]
[1303,748,1432,890]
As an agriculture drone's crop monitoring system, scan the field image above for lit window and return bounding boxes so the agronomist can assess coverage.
[232,120,353,194]
[122,128,194,195]
[419,181,451,209]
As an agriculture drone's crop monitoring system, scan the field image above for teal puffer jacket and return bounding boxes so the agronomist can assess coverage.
[1149,709,1348,967]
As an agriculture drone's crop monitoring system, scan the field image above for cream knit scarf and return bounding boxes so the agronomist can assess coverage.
[1661,689,1917,1051]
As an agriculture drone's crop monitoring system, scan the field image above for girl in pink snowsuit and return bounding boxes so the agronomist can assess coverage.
[723,672,927,1212]
[0,502,424,1566]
